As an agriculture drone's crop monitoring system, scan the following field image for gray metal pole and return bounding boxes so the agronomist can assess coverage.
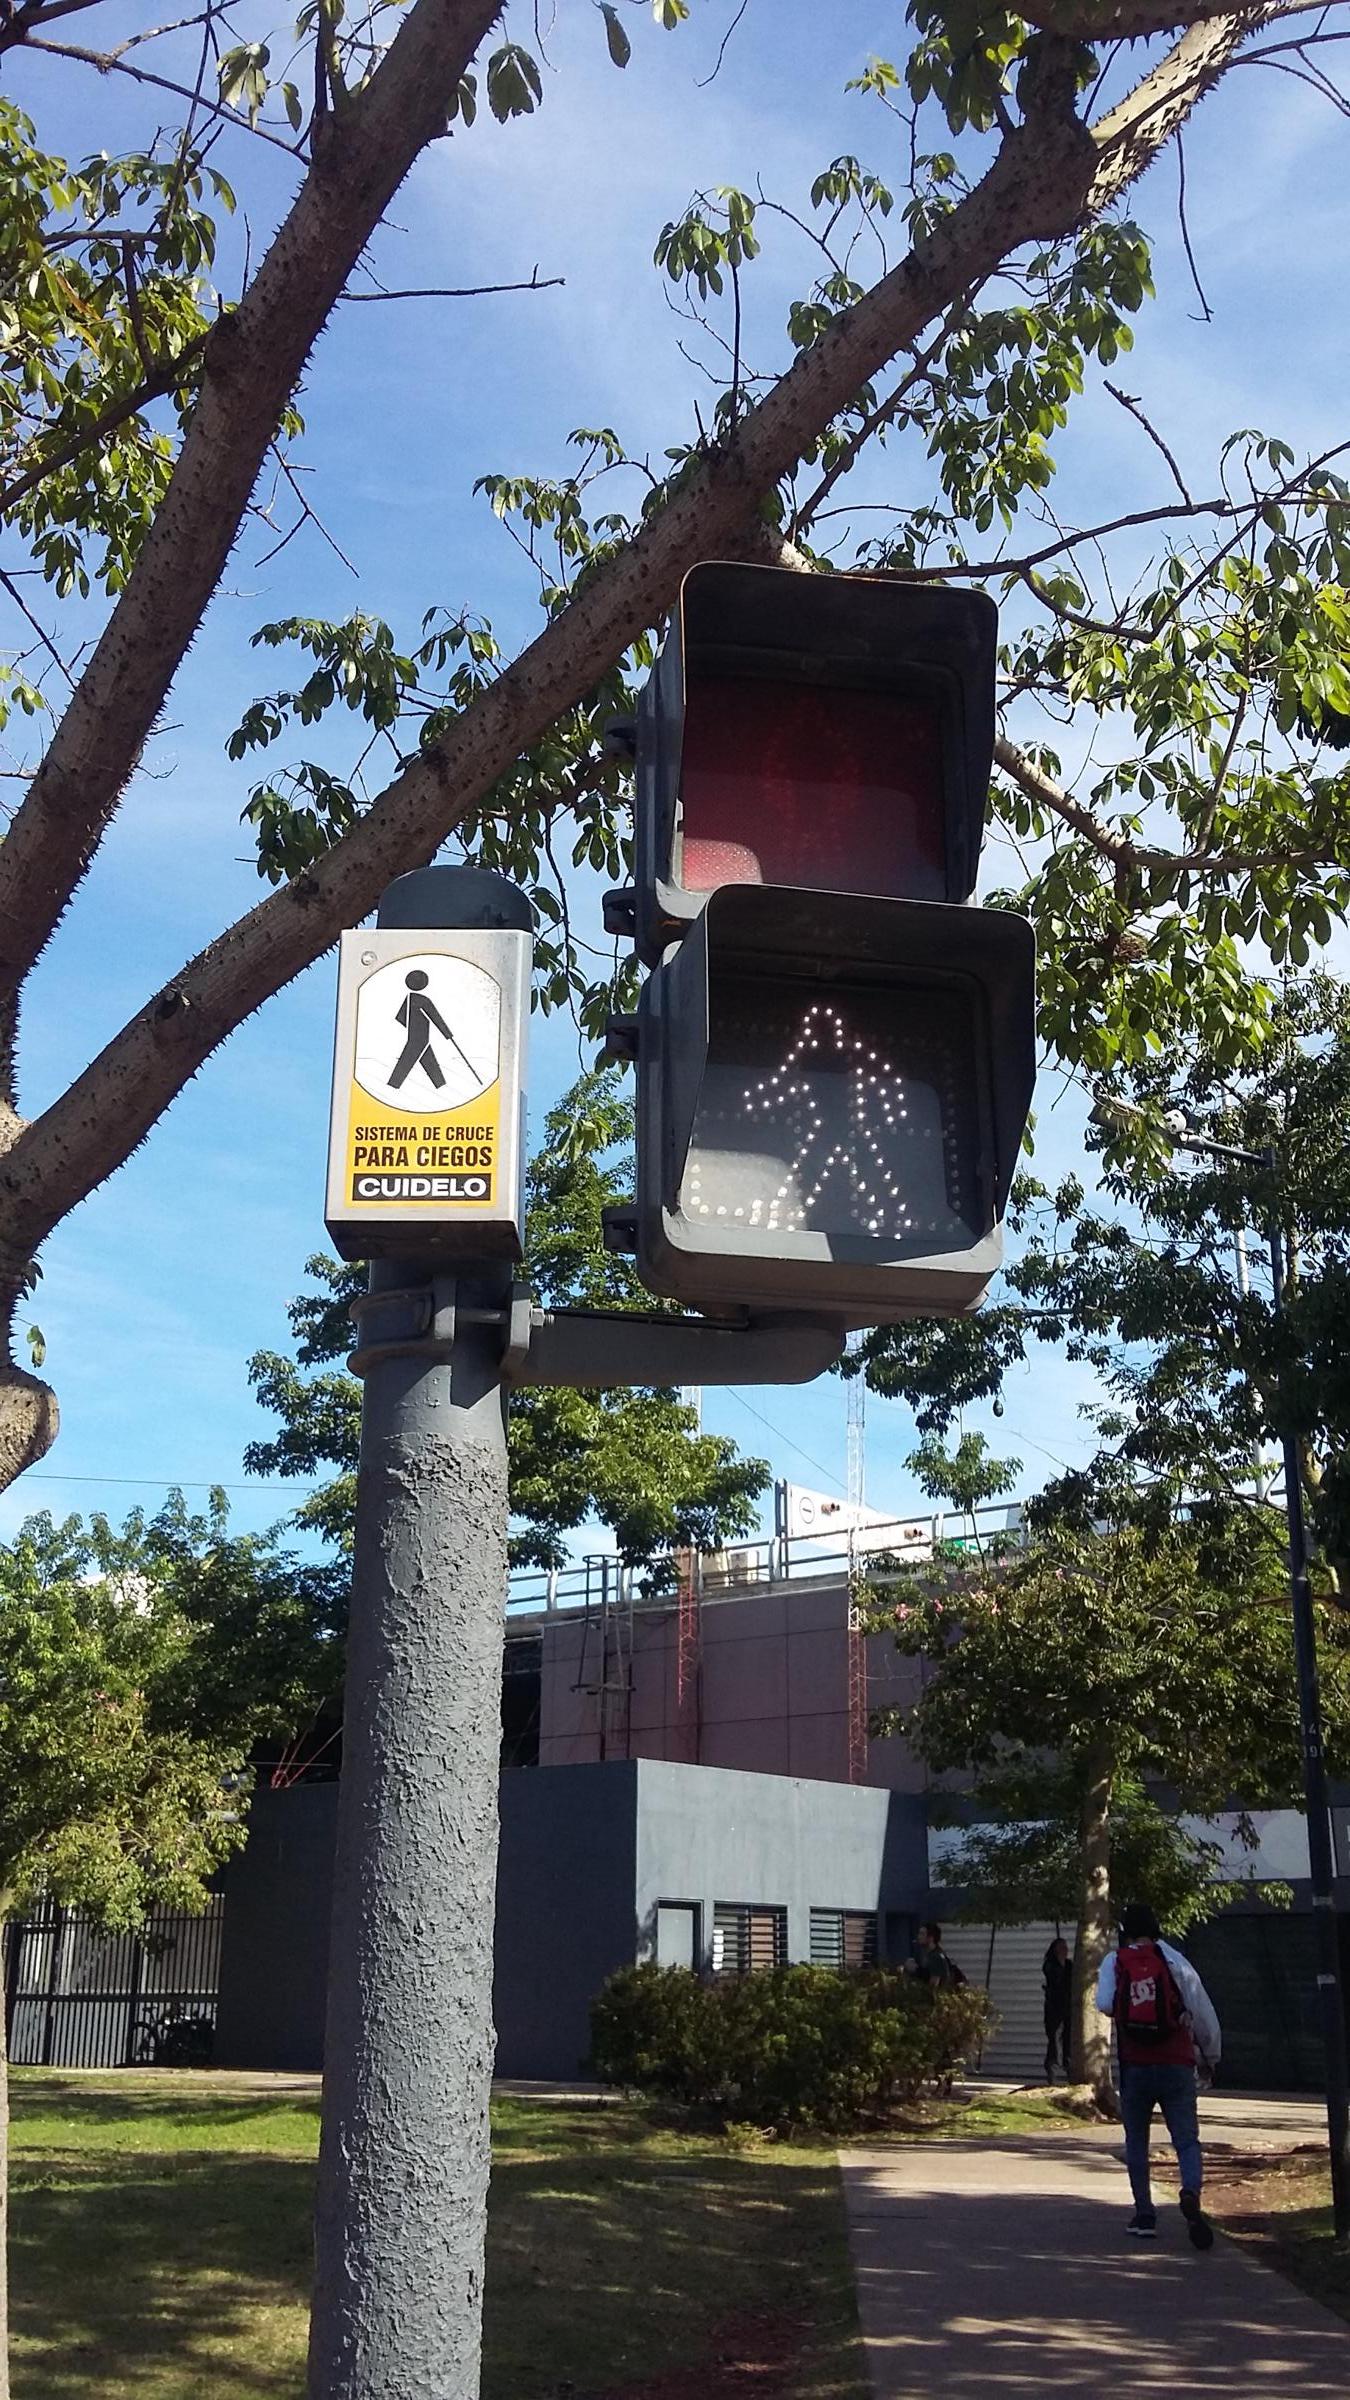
[1264,1160,1350,2245]
[307,1254,511,2396]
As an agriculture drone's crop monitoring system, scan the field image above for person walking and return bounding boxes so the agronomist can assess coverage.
[910,1922,966,1991]
[1042,1935,1073,2081]
[1096,1902,1221,2248]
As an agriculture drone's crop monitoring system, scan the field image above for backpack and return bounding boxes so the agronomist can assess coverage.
[1113,1939,1186,2045]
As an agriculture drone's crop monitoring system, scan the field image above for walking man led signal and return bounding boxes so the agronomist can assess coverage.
[389,969,478,1095]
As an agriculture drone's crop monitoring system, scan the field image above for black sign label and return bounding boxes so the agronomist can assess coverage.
[350,1172,493,1203]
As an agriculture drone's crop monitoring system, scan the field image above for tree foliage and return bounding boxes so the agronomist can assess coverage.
[856,976,1350,1579]
[882,1506,1343,1829]
[247,1071,767,1572]
[1,0,1346,1503]
[867,1490,1350,2084]
[0,1490,344,1920]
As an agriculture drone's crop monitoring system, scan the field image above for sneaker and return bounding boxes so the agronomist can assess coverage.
[1180,2190,1214,2251]
[1127,2210,1158,2238]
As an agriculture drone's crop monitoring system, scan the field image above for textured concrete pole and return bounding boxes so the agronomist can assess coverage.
[307,1256,510,2397]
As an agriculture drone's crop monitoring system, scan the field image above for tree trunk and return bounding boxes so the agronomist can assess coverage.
[0,1264,58,1497]
[1071,1744,1118,2114]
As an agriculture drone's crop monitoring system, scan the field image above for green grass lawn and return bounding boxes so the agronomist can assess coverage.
[7,2072,867,2399]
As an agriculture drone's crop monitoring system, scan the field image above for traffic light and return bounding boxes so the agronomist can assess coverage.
[605,562,1035,1322]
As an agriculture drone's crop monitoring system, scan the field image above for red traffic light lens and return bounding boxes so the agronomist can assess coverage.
[679,678,945,899]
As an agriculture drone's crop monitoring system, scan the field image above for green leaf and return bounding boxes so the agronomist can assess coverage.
[600,3,631,66]
[487,43,544,122]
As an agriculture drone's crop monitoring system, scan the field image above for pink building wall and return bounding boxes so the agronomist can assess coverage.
[537,1578,928,1792]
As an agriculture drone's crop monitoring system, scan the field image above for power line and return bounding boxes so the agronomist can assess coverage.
[723,1389,848,1495]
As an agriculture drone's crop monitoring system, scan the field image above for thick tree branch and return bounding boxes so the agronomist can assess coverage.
[1089,6,1282,202]
[0,0,505,1013]
[0,0,105,59]
[996,733,1138,860]
[0,4,1300,1261]
[1027,0,1331,36]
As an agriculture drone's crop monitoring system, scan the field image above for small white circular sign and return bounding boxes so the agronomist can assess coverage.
[353,953,501,1112]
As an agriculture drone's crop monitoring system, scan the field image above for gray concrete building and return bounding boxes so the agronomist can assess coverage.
[218,1574,936,2083]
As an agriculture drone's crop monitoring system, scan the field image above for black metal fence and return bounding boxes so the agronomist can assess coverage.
[3,1896,224,2069]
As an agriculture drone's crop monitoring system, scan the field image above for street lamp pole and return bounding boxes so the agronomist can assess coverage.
[1174,1126,1350,2243]
[1258,1146,1350,2243]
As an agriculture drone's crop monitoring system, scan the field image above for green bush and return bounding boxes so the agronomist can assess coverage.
[589,1962,994,2131]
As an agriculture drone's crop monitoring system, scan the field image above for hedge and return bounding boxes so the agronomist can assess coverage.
[589,1962,993,2131]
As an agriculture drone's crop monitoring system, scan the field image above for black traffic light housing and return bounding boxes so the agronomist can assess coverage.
[605,561,999,959]
[605,563,1035,1324]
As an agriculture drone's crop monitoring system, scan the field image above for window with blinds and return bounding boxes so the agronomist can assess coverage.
[809,1908,878,1970]
[711,1903,787,1977]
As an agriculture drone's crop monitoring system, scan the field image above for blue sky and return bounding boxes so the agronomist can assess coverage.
[2,2,1345,1555]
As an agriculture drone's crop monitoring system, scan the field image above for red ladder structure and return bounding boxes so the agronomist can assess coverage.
[846,1600,869,1783]
[675,1561,702,1762]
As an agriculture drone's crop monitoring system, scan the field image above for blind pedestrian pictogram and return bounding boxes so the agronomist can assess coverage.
[353,953,499,1112]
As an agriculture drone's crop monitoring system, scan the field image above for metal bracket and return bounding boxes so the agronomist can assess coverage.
[504,1302,844,1389]
[347,1277,845,1389]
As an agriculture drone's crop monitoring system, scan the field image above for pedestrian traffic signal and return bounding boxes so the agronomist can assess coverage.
[605,562,1000,960]
[604,563,1035,1322]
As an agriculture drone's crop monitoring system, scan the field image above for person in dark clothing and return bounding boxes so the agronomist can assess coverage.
[1042,1935,1073,2080]
[911,1921,962,1991]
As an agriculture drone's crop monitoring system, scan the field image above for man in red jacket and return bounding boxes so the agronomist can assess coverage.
[1095,1901,1222,2248]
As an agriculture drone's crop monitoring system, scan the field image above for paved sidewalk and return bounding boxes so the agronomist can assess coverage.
[843,2109,1349,2396]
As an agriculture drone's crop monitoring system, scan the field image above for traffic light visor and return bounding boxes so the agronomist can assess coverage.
[640,563,997,925]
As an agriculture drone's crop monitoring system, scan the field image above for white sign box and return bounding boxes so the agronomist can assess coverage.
[325,925,529,1260]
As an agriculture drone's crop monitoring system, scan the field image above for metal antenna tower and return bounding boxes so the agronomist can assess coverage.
[845,1332,866,1512]
[844,1332,869,1783]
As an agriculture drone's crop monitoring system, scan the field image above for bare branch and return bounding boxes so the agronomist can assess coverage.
[1174,130,1213,320]
[20,35,306,156]
[340,274,565,300]
[861,434,1350,592]
[0,569,75,689]
[1241,42,1350,109]
[254,450,358,573]
[1104,381,1192,503]
[696,0,751,87]
[994,731,1348,879]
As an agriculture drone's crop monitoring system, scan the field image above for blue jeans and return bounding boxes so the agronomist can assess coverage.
[1119,2062,1203,2211]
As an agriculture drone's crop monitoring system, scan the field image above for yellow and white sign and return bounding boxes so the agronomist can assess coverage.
[325,925,529,1260]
